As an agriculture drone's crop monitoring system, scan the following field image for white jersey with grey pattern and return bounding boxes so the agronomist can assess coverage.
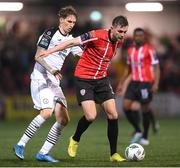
[31,27,82,85]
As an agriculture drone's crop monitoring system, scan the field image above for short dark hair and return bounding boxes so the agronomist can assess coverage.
[112,15,128,27]
[58,6,77,19]
[134,27,145,35]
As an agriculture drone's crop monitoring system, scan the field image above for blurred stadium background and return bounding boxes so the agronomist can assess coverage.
[0,0,180,166]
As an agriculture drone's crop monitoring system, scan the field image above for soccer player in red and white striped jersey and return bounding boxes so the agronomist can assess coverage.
[37,15,129,162]
[126,40,158,82]
[116,28,160,145]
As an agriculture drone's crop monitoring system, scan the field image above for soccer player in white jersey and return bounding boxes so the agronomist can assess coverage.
[13,6,82,162]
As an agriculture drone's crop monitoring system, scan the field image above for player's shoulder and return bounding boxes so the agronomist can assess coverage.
[144,43,155,50]
[37,27,59,48]
[92,29,108,40]
[81,29,106,38]
[94,29,107,33]
[41,27,59,37]
[94,29,108,35]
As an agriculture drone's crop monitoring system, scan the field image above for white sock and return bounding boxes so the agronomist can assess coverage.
[17,115,45,147]
[39,122,64,155]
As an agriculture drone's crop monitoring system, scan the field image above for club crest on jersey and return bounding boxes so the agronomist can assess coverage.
[89,30,95,37]
[80,89,86,96]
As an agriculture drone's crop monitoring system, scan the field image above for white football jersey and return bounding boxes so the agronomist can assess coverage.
[31,27,82,85]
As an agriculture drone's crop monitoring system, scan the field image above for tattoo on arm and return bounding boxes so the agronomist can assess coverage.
[35,47,56,75]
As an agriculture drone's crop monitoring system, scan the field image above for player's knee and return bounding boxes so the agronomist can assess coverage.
[55,107,70,126]
[131,106,140,111]
[40,109,53,120]
[131,102,141,111]
[61,115,70,126]
[44,112,53,119]
[123,100,132,111]
[85,114,96,122]
[123,105,129,111]
[107,111,118,120]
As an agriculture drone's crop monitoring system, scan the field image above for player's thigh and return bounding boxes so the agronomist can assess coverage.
[94,77,115,104]
[75,78,94,105]
[138,82,153,104]
[123,82,140,110]
[52,86,69,125]
[131,101,141,111]
[81,100,97,121]
[101,99,118,119]
[123,98,135,110]
[31,79,54,114]
[53,85,67,108]
[40,108,53,120]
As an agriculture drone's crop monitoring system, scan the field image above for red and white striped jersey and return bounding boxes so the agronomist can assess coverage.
[127,43,159,82]
[74,29,122,79]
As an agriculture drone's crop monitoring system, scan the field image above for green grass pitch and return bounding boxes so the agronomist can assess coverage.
[0,116,180,167]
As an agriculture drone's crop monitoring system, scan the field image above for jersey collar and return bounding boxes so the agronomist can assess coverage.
[58,28,69,37]
[108,29,116,44]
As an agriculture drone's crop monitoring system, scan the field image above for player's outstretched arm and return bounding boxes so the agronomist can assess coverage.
[36,37,81,58]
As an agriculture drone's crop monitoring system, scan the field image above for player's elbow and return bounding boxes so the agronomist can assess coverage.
[35,56,42,63]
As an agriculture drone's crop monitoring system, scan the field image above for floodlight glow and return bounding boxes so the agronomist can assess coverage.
[0,2,23,11]
[125,2,163,12]
[90,11,102,21]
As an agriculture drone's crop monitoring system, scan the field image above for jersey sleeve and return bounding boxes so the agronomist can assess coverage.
[148,47,159,65]
[78,30,98,45]
[37,28,57,49]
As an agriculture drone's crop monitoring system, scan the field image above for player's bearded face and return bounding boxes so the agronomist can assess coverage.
[60,15,76,34]
[112,25,128,41]
[134,32,145,46]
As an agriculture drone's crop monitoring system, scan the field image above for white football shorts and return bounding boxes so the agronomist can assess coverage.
[31,79,67,111]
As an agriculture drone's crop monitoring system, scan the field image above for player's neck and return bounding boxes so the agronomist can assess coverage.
[59,26,68,36]
[135,42,144,48]
[108,29,116,43]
